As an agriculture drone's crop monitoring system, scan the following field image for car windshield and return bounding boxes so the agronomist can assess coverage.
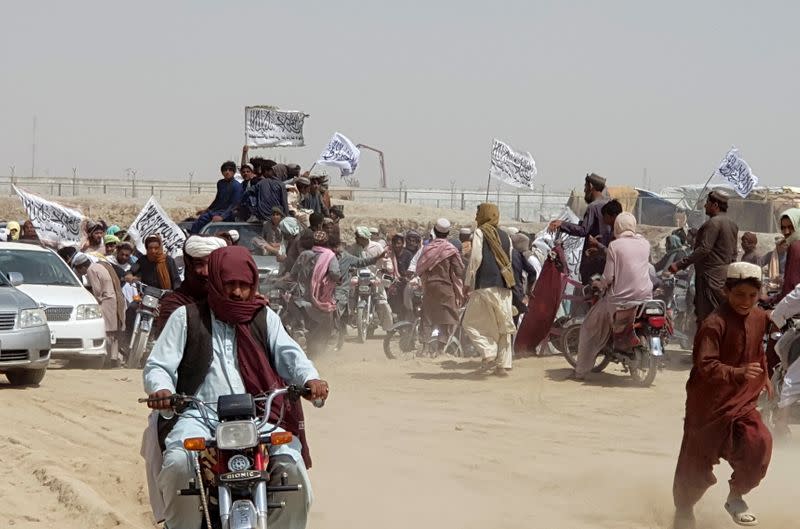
[0,249,81,287]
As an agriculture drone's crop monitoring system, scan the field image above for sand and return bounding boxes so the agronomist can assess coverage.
[1,342,798,529]
[0,194,795,528]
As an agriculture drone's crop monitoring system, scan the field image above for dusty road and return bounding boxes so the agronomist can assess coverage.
[1,342,797,529]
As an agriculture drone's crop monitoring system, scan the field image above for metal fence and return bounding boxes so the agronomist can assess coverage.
[346,187,573,222]
[0,176,216,200]
[2,176,792,232]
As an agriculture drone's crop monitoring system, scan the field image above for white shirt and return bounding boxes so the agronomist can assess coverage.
[772,283,800,328]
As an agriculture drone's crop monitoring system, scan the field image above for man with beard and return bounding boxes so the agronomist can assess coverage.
[669,190,738,326]
[144,246,328,529]
[548,173,611,284]
[107,242,135,279]
[82,221,108,255]
[131,235,181,291]
[156,235,228,330]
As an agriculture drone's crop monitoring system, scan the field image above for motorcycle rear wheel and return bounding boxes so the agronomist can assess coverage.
[629,345,658,387]
[561,324,611,373]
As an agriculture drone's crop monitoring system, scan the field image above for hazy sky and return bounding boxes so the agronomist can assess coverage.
[2,1,798,191]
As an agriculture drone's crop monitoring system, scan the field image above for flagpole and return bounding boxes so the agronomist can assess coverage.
[485,171,492,202]
[694,170,716,209]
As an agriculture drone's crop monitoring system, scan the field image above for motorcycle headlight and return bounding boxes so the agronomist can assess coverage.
[76,304,102,320]
[215,420,258,450]
[142,294,159,309]
[19,308,47,328]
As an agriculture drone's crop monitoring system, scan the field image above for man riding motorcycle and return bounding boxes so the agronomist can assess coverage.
[572,213,653,380]
[143,246,329,529]
[768,281,800,437]
[351,226,394,331]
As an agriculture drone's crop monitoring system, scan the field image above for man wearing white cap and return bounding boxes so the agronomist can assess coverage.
[353,226,394,331]
[157,235,229,330]
[72,252,126,368]
[673,261,772,529]
[416,219,464,346]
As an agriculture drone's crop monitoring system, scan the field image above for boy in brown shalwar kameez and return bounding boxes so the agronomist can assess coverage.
[673,262,773,529]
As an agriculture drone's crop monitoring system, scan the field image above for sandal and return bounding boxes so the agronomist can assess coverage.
[725,498,758,526]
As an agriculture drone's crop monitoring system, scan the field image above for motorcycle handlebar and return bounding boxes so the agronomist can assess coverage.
[138,385,325,429]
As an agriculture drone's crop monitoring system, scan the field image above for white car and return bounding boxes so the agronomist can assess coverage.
[0,243,107,368]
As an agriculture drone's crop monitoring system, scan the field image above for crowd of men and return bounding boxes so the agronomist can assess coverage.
[5,162,800,529]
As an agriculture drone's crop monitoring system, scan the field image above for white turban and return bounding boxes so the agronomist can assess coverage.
[184,235,228,258]
[70,252,91,268]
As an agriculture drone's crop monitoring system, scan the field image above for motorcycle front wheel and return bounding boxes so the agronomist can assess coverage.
[561,324,611,373]
[357,307,368,343]
[629,343,658,387]
[383,322,419,360]
[127,327,151,369]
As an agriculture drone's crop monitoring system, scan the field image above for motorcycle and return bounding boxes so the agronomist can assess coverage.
[273,281,308,347]
[383,281,425,359]
[351,268,392,343]
[759,318,800,431]
[127,283,170,369]
[139,386,324,529]
[657,273,692,350]
[561,280,665,387]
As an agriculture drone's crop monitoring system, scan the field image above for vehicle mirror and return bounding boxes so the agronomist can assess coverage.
[8,272,23,286]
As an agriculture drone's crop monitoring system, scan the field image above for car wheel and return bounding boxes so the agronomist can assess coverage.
[5,368,46,386]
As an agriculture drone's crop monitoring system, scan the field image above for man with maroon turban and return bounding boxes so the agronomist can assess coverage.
[144,246,329,529]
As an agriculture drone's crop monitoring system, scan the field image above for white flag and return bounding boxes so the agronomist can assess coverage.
[489,139,537,189]
[245,107,306,148]
[537,207,583,279]
[129,197,186,259]
[13,185,85,245]
[317,132,360,176]
[715,146,758,198]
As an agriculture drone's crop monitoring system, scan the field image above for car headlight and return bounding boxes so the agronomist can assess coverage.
[76,304,102,320]
[215,420,258,450]
[19,308,47,328]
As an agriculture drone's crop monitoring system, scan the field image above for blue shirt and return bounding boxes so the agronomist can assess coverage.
[209,179,244,218]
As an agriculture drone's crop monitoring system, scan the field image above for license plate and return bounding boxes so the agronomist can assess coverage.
[358,285,370,293]
[140,319,152,332]
[50,331,56,345]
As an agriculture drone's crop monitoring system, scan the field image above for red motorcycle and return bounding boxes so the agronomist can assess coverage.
[561,279,666,387]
